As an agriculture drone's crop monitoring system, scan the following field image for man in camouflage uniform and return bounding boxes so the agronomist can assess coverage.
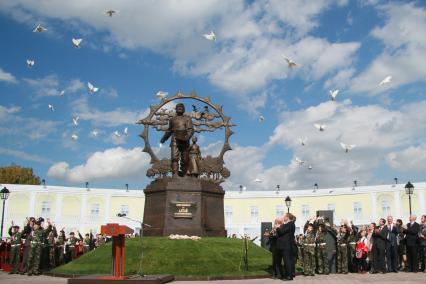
[78,231,93,254]
[337,225,349,274]
[27,219,51,275]
[8,223,22,274]
[316,224,329,275]
[56,229,66,265]
[303,223,316,276]
[46,225,58,268]
[67,232,79,260]
[19,217,34,274]
[348,222,358,272]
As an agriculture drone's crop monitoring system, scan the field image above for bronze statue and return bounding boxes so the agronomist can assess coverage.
[188,136,201,177]
[160,103,194,177]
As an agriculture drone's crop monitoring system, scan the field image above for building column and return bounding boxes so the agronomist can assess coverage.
[29,191,36,217]
[418,189,425,215]
[104,194,111,223]
[55,193,63,222]
[394,190,401,218]
[79,194,87,232]
[370,192,377,221]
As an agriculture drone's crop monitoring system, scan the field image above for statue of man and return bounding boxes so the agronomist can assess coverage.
[160,103,193,177]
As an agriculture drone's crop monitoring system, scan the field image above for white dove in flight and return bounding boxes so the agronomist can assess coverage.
[72,116,79,126]
[308,165,313,170]
[33,24,47,33]
[105,10,119,17]
[314,123,327,131]
[329,89,339,101]
[113,130,121,137]
[295,157,305,166]
[254,178,262,183]
[259,115,265,122]
[203,31,216,41]
[124,127,128,136]
[379,76,392,86]
[340,142,356,153]
[48,104,54,111]
[283,56,298,68]
[87,82,99,94]
[26,59,35,68]
[298,137,307,146]
[71,134,78,141]
[59,90,65,96]
[156,91,168,100]
[72,38,83,48]
[91,130,99,137]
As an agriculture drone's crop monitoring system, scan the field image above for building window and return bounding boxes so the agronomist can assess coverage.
[327,203,335,214]
[381,199,391,217]
[120,205,129,216]
[276,205,285,217]
[41,201,50,218]
[250,206,259,222]
[302,205,310,220]
[353,202,362,220]
[91,203,100,216]
[225,206,233,223]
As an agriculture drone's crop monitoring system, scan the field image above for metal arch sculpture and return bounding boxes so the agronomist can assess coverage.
[136,91,235,182]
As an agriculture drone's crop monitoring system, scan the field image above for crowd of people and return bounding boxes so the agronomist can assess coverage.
[265,213,426,281]
[0,217,108,276]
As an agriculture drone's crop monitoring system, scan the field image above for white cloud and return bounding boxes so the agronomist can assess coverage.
[0,147,52,164]
[70,97,148,127]
[0,67,17,83]
[386,144,426,172]
[47,147,150,183]
[350,3,426,95]
[23,74,60,97]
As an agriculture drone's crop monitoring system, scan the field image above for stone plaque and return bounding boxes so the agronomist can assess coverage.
[171,201,196,219]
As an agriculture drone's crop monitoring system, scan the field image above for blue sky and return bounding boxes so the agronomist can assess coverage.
[0,0,426,191]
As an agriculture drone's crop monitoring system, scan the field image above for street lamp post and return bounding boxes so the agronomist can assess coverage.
[285,196,292,214]
[0,186,10,239]
[276,184,280,194]
[404,181,414,216]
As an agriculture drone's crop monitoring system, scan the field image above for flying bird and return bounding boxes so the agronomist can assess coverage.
[124,127,128,136]
[71,134,78,141]
[156,91,168,100]
[72,38,82,48]
[48,104,54,111]
[259,115,265,122]
[340,142,356,153]
[72,116,79,126]
[314,123,327,131]
[26,59,35,68]
[283,56,298,68]
[113,130,121,137]
[295,157,305,166]
[91,130,99,137]
[105,10,119,17]
[308,165,313,170]
[254,178,262,183]
[87,82,99,94]
[298,137,307,146]
[33,24,47,33]
[329,89,339,101]
[203,31,216,42]
[379,76,392,86]
[59,90,65,96]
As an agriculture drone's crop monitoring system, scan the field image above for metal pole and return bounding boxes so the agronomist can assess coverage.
[287,207,290,214]
[408,194,412,216]
[0,200,5,239]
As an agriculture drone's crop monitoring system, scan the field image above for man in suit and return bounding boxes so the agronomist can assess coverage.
[403,215,420,272]
[372,218,389,273]
[276,213,296,281]
[386,216,399,272]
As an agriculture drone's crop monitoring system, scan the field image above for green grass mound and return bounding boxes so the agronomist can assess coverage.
[52,237,272,278]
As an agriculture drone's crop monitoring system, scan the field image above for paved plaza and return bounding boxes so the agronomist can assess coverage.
[1,272,425,284]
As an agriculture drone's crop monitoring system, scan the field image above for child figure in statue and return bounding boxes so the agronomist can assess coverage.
[187,136,201,177]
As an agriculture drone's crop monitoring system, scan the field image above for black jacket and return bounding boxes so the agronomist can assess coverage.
[373,226,389,249]
[404,222,420,247]
[276,221,296,250]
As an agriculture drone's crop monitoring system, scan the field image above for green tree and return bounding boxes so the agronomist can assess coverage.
[0,164,41,185]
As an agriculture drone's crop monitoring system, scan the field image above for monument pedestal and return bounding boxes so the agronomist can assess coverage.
[143,177,226,237]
